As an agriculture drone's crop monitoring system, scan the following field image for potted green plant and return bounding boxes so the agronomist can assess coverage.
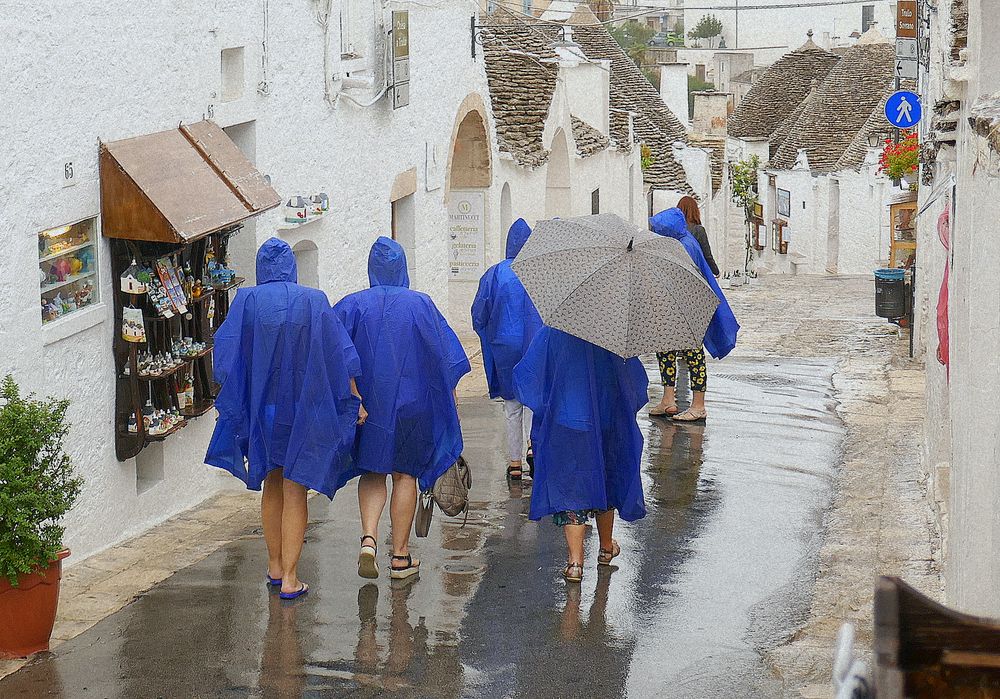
[0,375,82,658]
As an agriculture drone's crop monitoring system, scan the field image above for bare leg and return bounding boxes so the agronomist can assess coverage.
[358,472,389,543]
[657,385,677,409]
[279,478,309,594]
[563,523,586,565]
[595,510,615,550]
[389,472,417,564]
[262,469,284,579]
[691,390,707,412]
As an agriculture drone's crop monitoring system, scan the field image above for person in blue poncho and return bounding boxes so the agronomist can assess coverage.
[333,237,471,581]
[513,327,649,583]
[648,205,740,423]
[471,218,543,481]
[206,238,364,600]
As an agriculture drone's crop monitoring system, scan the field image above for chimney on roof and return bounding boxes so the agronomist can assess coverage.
[692,90,731,135]
[659,63,690,128]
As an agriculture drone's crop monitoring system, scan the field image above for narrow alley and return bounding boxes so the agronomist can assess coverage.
[0,275,936,697]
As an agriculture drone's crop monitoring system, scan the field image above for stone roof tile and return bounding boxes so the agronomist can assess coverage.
[727,38,840,140]
[571,115,611,156]
[770,40,896,171]
[482,11,692,193]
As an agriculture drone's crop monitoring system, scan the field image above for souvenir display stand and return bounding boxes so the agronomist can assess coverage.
[889,193,918,268]
[100,120,279,460]
[109,232,245,459]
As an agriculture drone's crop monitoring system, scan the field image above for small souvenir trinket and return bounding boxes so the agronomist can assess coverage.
[310,192,329,217]
[284,196,309,224]
[121,260,148,294]
[127,415,138,433]
[122,305,146,343]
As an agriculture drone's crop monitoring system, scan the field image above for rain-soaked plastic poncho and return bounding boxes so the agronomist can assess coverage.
[471,218,543,400]
[649,208,740,359]
[513,327,648,521]
[205,238,362,498]
[333,237,471,491]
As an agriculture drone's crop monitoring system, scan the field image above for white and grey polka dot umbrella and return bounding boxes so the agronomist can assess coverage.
[511,213,718,358]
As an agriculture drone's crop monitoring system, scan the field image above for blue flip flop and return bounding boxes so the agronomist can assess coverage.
[279,583,309,600]
[266,574,282,587]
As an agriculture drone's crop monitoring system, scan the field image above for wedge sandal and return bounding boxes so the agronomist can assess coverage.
[358,535,379,579]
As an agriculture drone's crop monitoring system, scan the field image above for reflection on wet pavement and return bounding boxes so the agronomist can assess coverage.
[0,357,841,698]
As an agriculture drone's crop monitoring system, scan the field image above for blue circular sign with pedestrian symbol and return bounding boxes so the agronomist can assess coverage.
[885,91,922,129]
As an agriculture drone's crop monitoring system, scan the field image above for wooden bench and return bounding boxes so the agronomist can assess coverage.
[875,576,1000,697]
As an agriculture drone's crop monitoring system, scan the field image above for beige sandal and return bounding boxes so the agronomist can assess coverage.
[358,535,379,579]
[649,403,679,417]
[598,540,621,566]
[389,554,420,580]
[562,562,584,583]
[672,409,707,423]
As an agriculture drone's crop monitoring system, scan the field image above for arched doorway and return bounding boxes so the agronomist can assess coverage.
[545,129,572,218]
[500,182,512,244]
[291,240,319,289]
[445,95,492,337]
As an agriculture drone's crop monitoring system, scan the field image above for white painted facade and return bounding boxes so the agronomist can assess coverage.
[2,0,490,561]
[912,0,1000,616]
[684,0,895,52]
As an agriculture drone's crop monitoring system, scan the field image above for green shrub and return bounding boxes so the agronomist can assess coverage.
[0,375,82,586]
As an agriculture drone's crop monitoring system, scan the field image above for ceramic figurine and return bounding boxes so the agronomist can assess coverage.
[192,279,203,299]
[284,195,309,224]
[127,415,138,433]
[55,258,72,282]
[310,193,329,218]
[70,257,83,275]
[142,399,155,428]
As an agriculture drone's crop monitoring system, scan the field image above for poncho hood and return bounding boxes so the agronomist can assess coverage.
[648,208,689,240]
[368,236,410,288]
[256,237,298,284]
[505,218,532,259]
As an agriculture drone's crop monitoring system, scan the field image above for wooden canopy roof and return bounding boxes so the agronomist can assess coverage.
[100,120,279,243]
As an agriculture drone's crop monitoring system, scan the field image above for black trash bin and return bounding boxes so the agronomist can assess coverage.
[874,268,906,319]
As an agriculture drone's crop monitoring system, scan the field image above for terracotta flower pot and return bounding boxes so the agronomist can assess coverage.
[0,549,70,659]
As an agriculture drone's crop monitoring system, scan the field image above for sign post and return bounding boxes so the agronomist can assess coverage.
[885,91,922,130]
[448,192,485,281]
[391,11,410,110]
[895,0,918,81]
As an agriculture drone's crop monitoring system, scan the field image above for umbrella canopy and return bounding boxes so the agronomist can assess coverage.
[511,213,719,358]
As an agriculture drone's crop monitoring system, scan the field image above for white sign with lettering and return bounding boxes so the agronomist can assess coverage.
[448,191,485,281]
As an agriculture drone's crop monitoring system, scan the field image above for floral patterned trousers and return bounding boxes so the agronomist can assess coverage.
[657,349,707,392]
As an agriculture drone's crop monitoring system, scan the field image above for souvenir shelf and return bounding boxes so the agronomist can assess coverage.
[100,119,279,460]
[39,217,100,325]
[889,195,917,268]
[771,219,789,255]
[109,230,244,459]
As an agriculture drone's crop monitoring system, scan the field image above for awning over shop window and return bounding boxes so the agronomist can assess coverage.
[100,120,279,243]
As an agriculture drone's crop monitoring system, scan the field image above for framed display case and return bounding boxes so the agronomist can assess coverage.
[889,197,917,268]
[38,217,100,325]
[772,219,789,255]
[100,120,279,460]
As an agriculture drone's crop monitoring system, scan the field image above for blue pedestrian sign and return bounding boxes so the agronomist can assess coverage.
[885,91,922,129]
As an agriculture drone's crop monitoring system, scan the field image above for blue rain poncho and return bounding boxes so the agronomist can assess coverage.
[205,238,362,498]
[650,208,740,359]
[513,327,649,521]
[471,218,543,400]
[333,237,471,491]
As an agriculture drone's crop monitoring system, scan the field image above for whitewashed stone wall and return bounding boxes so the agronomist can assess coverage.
[914,0,1000,616]
[684,0,895,53]
[1,0,487,560]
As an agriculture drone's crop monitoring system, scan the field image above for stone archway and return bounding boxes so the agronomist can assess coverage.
[291,240,319,289]
[444,94,492,338]
[545,128,572,218]
[500,182,512,241]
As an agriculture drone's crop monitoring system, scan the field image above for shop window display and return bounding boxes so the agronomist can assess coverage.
[38,217,99,324]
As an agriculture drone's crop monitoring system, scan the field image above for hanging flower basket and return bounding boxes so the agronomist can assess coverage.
[878,131,919,190]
